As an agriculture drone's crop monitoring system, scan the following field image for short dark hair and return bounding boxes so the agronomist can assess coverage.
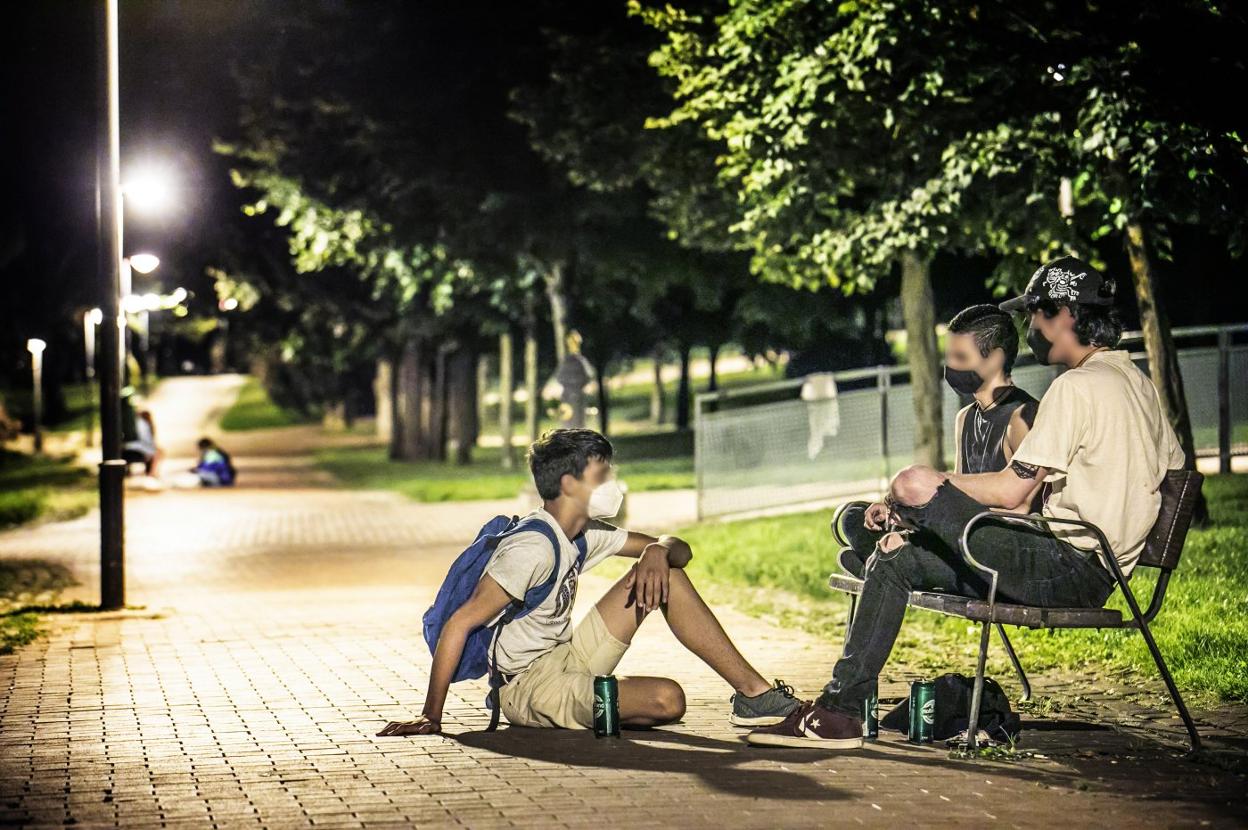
[527,428,613,500]
[1034,300,1123,348]
[197,437,214,450]
[948,304,1020,375]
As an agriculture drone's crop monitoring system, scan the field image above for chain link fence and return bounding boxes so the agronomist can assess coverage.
[694,323,1248,520]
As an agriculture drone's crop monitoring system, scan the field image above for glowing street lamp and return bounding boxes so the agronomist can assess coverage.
[26,339,47,454]
[127,252,160,274]
[122,168,175,216]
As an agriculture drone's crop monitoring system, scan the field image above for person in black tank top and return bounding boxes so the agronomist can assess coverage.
[840,305,1044,576]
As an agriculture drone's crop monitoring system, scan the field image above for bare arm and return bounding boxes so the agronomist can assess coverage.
[1001,408,1043,510]
[615,531,692,613]
[377,575,511,736]
[946,459,1049,511]
[616,530,692,568]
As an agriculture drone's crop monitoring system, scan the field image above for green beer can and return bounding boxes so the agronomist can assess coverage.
[593,675,620,738]
[862,677,879,740]
[908,679,935,744]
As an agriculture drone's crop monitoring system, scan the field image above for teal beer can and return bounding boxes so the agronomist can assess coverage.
[908,679,935,744]
[862,678,879,739]
[593,675,620,738]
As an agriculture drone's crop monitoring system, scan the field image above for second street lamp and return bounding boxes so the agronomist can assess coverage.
[83,308,103,447]
[26,338,47,454]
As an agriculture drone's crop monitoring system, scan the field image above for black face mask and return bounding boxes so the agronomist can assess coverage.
[1027,325,1054,366]
[944,365,983,395]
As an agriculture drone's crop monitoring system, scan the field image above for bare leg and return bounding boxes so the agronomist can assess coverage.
[889,464,944,506]
[618,677,686,727]
[595,569,771,700]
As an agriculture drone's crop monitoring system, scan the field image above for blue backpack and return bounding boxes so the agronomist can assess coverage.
[422,514,588,730]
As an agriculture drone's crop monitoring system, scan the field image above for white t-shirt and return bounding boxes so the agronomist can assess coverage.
[1011,350,1185,577]
[481,508,629,675]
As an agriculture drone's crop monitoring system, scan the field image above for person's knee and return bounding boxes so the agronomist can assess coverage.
[864,540,912,587]
[878,531,906,553]
[889,465,942,507]
[653,681,686,722]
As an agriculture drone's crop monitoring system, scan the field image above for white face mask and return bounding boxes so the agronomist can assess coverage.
[587,479,624,519]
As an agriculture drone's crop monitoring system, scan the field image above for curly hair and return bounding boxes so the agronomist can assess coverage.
[1034,300,1123,348]
[527,428,613,501]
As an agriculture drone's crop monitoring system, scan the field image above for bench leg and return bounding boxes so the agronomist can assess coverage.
[1136,617,1202,754]
[966,620,991,751]
[994,623,1031,702]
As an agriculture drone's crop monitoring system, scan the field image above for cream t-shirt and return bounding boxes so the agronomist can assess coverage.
[481,509,629,675]
[1011,350,1185,577]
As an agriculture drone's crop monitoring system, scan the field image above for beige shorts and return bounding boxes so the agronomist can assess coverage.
[498,607,629,729]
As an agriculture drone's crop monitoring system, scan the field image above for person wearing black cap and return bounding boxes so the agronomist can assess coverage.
[748,255,1185,750]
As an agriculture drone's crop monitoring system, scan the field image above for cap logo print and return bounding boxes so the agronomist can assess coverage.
[1043,267,1087,301]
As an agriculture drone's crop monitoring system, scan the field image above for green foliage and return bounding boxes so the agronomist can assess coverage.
[635,0,1248,292]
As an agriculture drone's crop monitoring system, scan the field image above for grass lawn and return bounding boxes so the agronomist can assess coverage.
[318,430,695,502]
[218,378,313,432]
[0,559,82,654]
[0,450,96,530]
[595,474,1248,707]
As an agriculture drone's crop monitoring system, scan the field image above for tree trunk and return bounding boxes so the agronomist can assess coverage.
[429,346,448,462]
[499,330,515,470]
[446,346,477,466]
[1125,219,1205,518]
[650,347,666,425]
[524,311,540,444]
[675,344,692,431]
[592,354,610,438]
[900,251,944,470]
[391,338,425,461]
[545,261,569,365]
[374,359,393,444]
[707,343,721,392]
[475,353,489,443]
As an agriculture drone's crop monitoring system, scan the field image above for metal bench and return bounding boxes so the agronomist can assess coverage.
[826,469,1205,752]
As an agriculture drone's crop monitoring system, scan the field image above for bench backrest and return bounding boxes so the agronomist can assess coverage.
[1137,469,1204,571]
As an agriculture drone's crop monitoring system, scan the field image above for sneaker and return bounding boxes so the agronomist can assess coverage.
[746,701,864,749]
[729,680,802,727]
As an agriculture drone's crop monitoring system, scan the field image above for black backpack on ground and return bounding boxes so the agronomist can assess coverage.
[880,673,1022,744]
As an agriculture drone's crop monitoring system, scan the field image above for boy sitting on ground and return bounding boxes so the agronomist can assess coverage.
[379,428,800,735]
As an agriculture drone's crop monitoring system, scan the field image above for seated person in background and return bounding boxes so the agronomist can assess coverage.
[193,437,236,487]
[122,409,162,477]
[839,304,1041,577]
[750,256,1185,749]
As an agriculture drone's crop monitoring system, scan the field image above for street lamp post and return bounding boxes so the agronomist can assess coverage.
[26,339,47,454]
[96,0,126,611]
[96,0,173,610]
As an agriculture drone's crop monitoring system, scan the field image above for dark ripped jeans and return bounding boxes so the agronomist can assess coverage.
[819,482,1117,716]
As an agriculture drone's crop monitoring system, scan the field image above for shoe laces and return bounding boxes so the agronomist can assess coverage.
[771,679,797,699]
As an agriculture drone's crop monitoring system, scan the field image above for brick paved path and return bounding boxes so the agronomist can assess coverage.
[1,379,1245,828]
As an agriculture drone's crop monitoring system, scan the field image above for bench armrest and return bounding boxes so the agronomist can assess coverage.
[959,511,1129,611]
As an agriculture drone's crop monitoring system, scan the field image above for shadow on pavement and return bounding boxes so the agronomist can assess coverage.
[452,720,1248,819]
[456,726,855,802]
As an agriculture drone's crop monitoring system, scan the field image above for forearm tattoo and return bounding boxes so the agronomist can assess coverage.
[1011,459,1040,480]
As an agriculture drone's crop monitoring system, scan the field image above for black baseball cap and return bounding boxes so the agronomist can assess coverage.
[999,255,1117,313]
